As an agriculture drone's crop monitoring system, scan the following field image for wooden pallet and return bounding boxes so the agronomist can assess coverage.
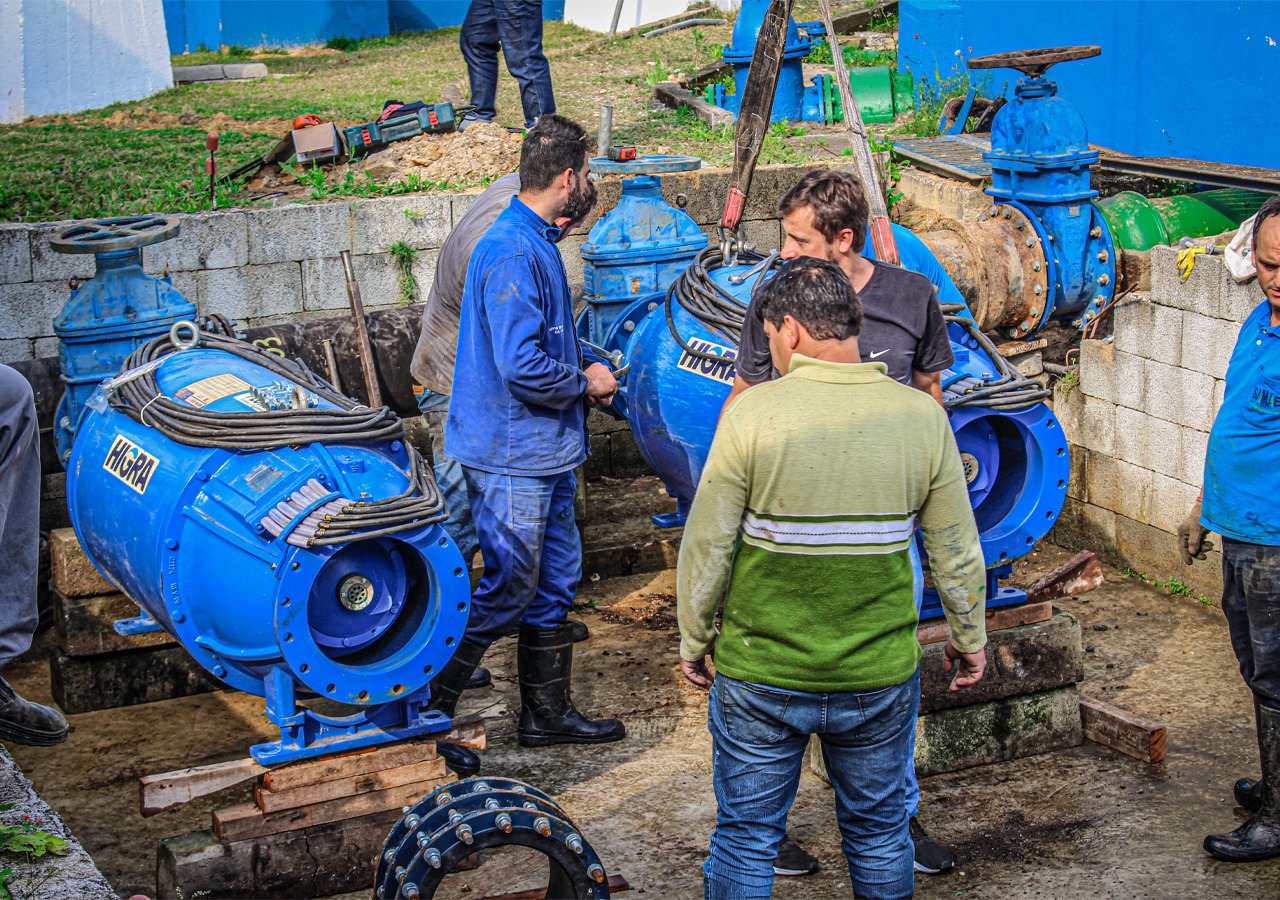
[153,716,486,898]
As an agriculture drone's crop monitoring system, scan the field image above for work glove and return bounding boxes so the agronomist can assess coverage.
[1176,240,1225,281]
[1176,498,1213,566]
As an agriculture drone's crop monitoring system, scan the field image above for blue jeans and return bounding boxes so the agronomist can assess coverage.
[417,391,480,565]
[460,0,555,128]
[0,367,40,667]
[461,467,580,647]
[1222,538,1280,711]
[706,672,919,900]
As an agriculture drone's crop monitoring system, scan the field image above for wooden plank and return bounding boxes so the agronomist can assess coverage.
[50,645,223,714]
[214,775,454,843]
[255,756,446,813]
[652,81,735,128]
[1080,695,1167,764]
[141,758,268,818]
[54,588,175,657]
[479,874,631,900]
[830,0,898,33]
[1026,550,1106,604]
[915,600,1052,647]
[677,61,732,90]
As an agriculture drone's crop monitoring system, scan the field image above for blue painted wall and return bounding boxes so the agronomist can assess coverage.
[899,0,1280,169]
[165,1,567,54]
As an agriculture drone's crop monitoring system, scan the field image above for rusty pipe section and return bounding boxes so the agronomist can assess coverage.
[917,207,1051,336]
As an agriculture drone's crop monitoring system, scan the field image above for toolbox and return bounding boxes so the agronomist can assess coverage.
[343,103,457,155]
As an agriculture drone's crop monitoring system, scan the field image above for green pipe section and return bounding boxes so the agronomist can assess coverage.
[1098,189,1268,252]
[826,66,915,125]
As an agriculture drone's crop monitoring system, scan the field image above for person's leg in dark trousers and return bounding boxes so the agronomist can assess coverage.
[459,0,500,123]
[495,0,556,127]
[0,367,68,746]
[1205,538,1280,861]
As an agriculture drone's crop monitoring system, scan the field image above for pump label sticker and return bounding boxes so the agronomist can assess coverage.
[174,374,253,408]
[677,339,737,386]
[103,435,159,495]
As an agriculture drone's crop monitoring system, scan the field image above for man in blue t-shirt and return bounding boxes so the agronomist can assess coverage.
[1181,195,1280,862]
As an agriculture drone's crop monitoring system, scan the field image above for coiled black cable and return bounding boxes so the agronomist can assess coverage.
[107,329,445,546]
[940,303,1052,411]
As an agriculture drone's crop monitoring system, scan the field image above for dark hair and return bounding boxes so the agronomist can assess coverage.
[1254,195,1280,250]
[778,169,870,253]
[519,115,594,193]
[754,257,863,341]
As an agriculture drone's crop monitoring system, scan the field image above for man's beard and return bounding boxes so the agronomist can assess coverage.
[558,177,597,225]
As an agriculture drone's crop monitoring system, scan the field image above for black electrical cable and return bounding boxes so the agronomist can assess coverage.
[940,303,1052,411]
[107,329,445,546]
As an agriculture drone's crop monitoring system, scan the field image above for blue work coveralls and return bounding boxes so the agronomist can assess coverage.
[447,198,607,646]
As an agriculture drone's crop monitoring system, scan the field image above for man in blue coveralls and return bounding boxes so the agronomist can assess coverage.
[724,169,963,878]
[1182,195,1280,862]
[426,115,625,748]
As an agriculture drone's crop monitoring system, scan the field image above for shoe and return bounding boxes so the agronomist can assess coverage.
[772,837,819,876]
[435,741,481,777]
[0,676,69,747]
[1236,777,1265,813]
[911,816,955,874]
[516,623,625,747]
[570,619,590,643]
[427,639,487,718]
[467,666,492,690]
[1206,703,1280,862]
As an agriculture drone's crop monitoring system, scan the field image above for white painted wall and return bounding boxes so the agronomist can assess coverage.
[4,0,172,122]
[564,0,729,33]
[0,0,24,124]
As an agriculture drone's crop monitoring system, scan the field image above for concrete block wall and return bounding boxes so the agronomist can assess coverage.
[0,162,838,366]
[1052,246,1264,596]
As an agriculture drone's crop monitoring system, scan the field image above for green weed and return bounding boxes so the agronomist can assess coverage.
[0,806,69,865]
[388,241,418,305]
[1056,368,1081,392]
[1163,578,1192,597]
[280,161,328,199]
[644,54,670,86]
[325,36,361,52]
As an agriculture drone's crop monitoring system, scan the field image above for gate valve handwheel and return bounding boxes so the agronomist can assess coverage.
[50,215,181,255]
[966,45,1101,78]
[588,154,702,176]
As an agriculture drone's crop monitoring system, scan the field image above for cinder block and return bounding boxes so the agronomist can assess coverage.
[1111,349,1146,411]
[450,190,480,226]
[29,223,96,282]
[32,336,59,358]
[558,234,587,286]
[170,271,198,305]
[1143,357,1217,433]
[1079,395,1116,457]
[302,254,401,312]
[246,203,351,264]
[1181,310,1240,380]
[350,195,451,255]
[0,281,69,339]
[1112,294,1182,367]
[196,262,303,320]
[1149,471,1199,534]
[48,528,115,598]
[1066,443,1088,502]
[1120,406,1182,479]
[1220,269,1263,324]
[409,250,439,307]
[1078,339,1116,404]
[1052,382,1083,441]
[0,226,32,283]
[49,644,222,714]
[1213,378,1226,417]
[0,339,32,364]
[742,219,781,253]
[1052,497,1117,559]
[1086,450,1154,521]
[664,168,732,226]
[142,211,249,273]
[1150,243,1221,319]
[1180,426,1209,487]
[1115,512,1221,600]
[895,167,991,222]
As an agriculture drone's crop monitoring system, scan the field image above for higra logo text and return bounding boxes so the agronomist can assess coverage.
[677,339,737,386]
[103,435,159,494]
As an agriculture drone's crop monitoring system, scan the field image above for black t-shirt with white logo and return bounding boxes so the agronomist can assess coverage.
[736,259,954,386]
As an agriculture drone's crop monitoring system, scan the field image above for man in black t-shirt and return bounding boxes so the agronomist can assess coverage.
[719,170,960,879]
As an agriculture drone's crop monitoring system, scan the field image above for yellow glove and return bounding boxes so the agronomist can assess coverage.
[1177,245,1208,281]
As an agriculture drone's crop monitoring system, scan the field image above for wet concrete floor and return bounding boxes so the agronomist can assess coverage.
[6,533,1280,898]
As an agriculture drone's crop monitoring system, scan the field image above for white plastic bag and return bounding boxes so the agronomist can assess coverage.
[1225,214,1258,282]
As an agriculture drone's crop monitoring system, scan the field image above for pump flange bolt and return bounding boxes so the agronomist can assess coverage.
[534,816,552,837]
[1033,285,1043,295]
[1098,274,1110,286]
[1025,237,1035,248]
[588,864,605,883]
[989,206,998,217]
[457,823,474,844]
[404,814,420,830]
[566,833,584,854]
[425,848,442,869]
[1032,261,1042,271]
[1002,208,1012,219]
[1090,226,1103,238]
[496,812,513,833]
[403,884,421,900]
[1097,250,1109,263]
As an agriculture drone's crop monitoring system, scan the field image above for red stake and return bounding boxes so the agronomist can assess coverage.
[205,131,220,210]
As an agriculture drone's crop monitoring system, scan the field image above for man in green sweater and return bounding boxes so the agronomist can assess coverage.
[677,258,988,899]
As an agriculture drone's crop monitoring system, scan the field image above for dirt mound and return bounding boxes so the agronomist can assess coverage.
[359,121,523,185]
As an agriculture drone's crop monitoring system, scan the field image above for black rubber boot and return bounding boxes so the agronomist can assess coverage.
[516,623,624,747]
[1235,695,1266,813]
[1206,703,1280,861]
[569,619,590,643]
[0,675,69,747]
[427,639,488,718]
[435,741,481,777]
[467,667,492,690]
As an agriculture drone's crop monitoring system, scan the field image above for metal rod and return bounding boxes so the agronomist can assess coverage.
[643,18,726,37]
[608,0,625,40]
[598,102,614,158]
[321,338,343,392]
[339,250,383,408]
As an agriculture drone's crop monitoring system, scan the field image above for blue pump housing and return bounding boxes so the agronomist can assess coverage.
[53,233,196,464]
[65,346,470,764]
[982,72,1116,334]
[713,0,828,123]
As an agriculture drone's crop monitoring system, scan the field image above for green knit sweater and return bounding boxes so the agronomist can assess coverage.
[676,355,987,693]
